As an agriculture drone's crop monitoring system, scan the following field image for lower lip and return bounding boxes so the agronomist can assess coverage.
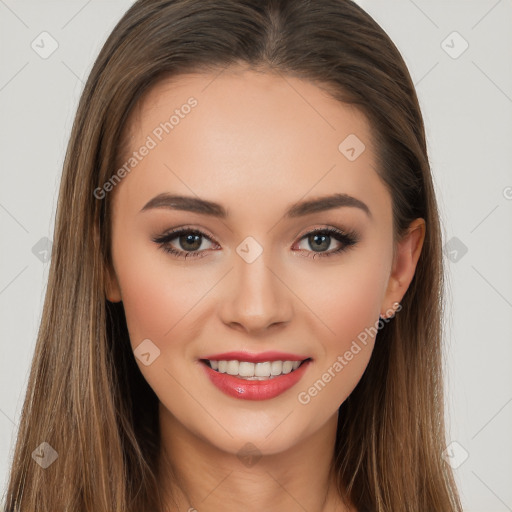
[200,359,312,401]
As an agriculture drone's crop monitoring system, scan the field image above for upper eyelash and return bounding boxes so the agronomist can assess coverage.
[152,228,216,260]
[152,226,359,260]
[299,227,359,259]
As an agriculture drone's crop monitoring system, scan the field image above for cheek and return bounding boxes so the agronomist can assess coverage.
[292,245,391,408]
[117,260,210,350]
[296,251,390,348]
[111,225,197,350]
[112,244,212,402]
[117,258,171,346]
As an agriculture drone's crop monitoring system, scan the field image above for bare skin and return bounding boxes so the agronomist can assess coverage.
[105,66,425,512]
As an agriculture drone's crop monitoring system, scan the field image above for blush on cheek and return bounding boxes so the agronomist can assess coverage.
[118,262,211,355]
[304,271,382,348]
[118,270,177,349]
[312,287,379,407]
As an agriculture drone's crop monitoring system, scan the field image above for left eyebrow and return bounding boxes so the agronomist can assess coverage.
[139,192,372,219]
[285,193,371,219]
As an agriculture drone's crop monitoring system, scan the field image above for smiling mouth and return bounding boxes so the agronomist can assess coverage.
[200,358,312,380]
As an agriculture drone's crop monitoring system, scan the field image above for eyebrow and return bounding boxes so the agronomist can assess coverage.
[140,192,371,218]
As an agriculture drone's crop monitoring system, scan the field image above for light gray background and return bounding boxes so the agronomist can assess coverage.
[1,1,511,510]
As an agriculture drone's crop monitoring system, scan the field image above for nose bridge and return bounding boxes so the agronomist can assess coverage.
[219,238,293,333]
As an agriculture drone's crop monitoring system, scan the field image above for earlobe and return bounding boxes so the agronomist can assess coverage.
[381,218,426,316]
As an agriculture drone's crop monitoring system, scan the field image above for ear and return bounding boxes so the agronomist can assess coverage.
[380,218,425,317]
[104,261,122,303]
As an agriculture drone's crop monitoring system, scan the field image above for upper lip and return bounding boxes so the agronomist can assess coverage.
[200,351,311,363]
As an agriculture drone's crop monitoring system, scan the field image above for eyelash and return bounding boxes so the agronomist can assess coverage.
[152,226,359,260]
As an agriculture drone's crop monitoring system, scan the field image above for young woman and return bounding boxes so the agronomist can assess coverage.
[3,1,463,511]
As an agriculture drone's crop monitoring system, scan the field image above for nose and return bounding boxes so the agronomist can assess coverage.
[218,249,294,335]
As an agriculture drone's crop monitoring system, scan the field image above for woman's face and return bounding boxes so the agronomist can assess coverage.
[106,67,422,456]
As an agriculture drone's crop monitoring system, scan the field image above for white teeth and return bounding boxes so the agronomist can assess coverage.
[206,359,305,379]
[238,361,255,377]
[271,361,282,375]
[226,360,239,376]
[255,362,271,377]
[282,361,294,374]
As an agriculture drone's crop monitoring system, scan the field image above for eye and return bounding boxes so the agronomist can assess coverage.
[152,228,218,259]
[294,227,359,259]
[152,226,359,260]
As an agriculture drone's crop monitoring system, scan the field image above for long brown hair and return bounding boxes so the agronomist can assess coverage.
[3,1,462,511]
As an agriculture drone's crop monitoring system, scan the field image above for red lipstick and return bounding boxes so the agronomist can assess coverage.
[199,355,312,401]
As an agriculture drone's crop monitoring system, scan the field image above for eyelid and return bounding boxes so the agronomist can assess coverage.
[153,225,219,244]
[152,224,359,259]
[152,225,219,248]
[293,223,357,241]
[293,225,359,256]
[151,225,222,261]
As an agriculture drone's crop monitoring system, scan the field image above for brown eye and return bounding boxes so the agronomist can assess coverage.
[152,229,216,259]
[178,233,203,251]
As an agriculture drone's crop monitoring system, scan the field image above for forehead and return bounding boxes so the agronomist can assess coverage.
[114,68,389,222]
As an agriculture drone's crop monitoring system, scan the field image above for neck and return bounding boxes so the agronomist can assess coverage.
[156,403,353,512]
